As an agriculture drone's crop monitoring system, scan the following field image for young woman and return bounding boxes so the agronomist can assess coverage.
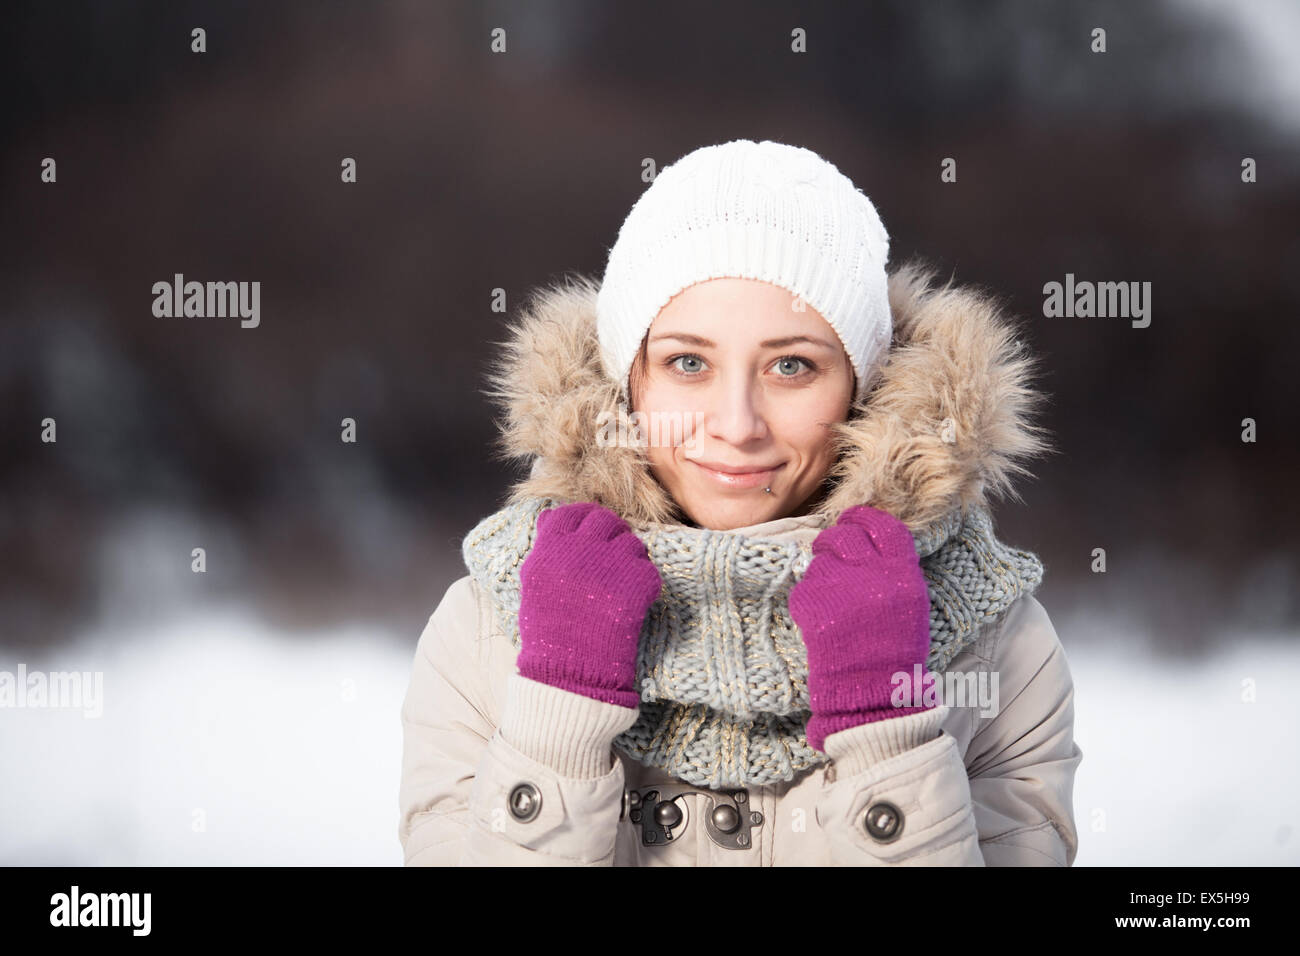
[398,139,1082,866]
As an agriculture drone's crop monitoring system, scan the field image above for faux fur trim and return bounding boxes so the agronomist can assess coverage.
[479,258,1053,533]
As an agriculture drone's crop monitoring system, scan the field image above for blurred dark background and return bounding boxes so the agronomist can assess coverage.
[2,0,1297,658]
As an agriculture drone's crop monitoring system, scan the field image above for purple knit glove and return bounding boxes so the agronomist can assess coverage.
[789,504,934,753]
[516,501,663,710]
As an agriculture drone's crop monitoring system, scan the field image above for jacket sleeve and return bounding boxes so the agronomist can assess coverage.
[813,594,1082,866]
[398,574,639,866]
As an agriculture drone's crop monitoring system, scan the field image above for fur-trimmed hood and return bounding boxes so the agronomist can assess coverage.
[480,259,1052,534]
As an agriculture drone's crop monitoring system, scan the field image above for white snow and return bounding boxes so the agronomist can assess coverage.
[1,603,1296,865]
[1068,626,1300,865]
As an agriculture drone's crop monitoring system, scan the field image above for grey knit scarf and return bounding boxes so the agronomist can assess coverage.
[462,496,1043,789]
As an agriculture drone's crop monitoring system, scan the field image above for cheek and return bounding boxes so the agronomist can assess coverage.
[636,383,701,441]
[638,378,693,414]
[632,386,689,464]
[772,405,839,458]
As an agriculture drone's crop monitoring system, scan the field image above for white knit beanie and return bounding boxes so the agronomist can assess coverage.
[596,139,892,406]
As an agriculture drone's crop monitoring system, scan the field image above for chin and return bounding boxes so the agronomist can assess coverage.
[684,497,781,532]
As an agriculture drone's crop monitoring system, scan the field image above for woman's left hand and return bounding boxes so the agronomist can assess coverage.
[788,504,935,753]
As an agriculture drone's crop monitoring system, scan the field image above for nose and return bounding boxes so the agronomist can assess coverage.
[703,376,768,446]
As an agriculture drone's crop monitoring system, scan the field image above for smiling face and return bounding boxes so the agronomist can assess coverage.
[627,278,856,531]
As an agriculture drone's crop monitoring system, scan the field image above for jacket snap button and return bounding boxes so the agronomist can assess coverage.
[508,782,542,823]
[863,801,903,842]
[711,804,740,833]
[653,800,683,829]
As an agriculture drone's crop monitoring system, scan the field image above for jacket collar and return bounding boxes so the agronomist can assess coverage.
[483,258,1050,536]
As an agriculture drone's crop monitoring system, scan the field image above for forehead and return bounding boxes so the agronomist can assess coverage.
[650,278,837,346]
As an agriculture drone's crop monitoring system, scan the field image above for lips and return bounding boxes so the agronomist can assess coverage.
[689,459,785,489]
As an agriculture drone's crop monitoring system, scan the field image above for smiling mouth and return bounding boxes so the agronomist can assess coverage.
[689,460,785,489]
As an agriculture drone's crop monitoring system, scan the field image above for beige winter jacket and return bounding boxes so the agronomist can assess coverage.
[398,261,1083,866]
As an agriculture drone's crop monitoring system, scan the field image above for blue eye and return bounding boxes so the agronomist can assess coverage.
[664,353,818,379]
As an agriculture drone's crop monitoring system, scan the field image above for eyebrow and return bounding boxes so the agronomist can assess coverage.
[648,332,838,350]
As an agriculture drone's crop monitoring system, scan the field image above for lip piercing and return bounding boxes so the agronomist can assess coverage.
[764,486,772,494]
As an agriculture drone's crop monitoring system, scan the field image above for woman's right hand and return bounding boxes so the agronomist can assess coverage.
[516,501,663,710]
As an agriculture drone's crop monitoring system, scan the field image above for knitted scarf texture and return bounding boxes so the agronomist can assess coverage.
[462,495,1044,789]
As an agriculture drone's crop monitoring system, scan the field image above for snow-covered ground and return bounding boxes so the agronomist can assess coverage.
[1067,625,1300,865]
[1,602,1297,865]
[0,604,416,865]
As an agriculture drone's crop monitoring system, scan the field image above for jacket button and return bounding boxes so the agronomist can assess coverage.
[711,804,740,833]
[508,782,542,823]
[863,801,903,842]
[653,799,683,829]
